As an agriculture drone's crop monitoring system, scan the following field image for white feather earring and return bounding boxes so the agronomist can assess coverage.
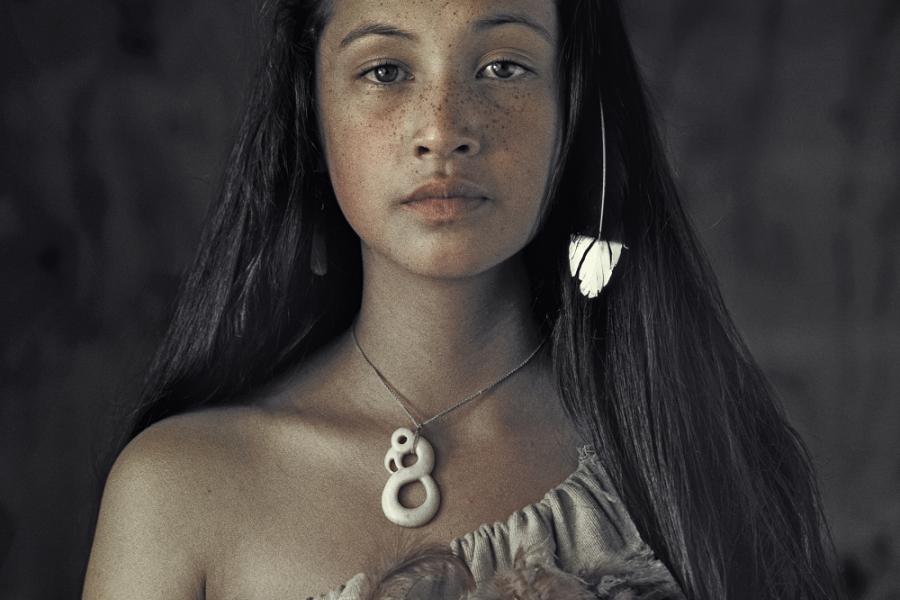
[568,99,626,299]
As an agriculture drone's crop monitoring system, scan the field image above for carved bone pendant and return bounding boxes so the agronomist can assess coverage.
[381,427,441,527]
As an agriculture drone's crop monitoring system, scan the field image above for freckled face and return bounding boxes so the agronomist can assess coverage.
[315,0,560,278]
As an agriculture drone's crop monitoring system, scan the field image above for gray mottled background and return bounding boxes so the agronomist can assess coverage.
[1,1,898,598]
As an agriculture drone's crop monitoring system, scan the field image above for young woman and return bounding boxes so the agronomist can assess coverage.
[83,0,842,598]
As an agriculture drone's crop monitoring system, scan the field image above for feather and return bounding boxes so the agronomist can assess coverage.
[568,235,625,299]
[363,541,473,600]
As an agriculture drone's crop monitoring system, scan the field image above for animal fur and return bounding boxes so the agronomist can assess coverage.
[360,540,685,600]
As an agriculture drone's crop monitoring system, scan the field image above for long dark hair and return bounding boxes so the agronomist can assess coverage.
[122,1,842,597]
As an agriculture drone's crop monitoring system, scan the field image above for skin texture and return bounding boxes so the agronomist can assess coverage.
[83,2,584,599]
[316,0,561,281]
[315,0,563,421]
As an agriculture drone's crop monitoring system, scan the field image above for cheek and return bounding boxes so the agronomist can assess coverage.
[481,86,561,221]
[319,93,403,230]
[485,87,557,141]
[466,85,560,167]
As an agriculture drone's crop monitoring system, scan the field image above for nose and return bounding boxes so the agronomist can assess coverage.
[412,81,482,160]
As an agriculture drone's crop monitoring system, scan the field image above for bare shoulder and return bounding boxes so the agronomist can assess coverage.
[100,406,275,520]
[122,405,269,462]
[82,406,271,600]
[105,406,265,492]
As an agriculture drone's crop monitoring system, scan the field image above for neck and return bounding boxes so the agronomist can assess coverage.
[349,248,549,425]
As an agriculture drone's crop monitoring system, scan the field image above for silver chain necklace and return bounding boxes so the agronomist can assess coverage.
[350,322,547,528]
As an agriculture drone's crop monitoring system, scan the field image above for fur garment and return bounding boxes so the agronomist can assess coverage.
[358,540,685,600]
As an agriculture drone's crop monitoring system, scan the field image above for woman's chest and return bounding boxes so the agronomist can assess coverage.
[201,436,582,600]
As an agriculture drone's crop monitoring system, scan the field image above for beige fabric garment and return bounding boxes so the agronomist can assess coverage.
[314,446,683,599]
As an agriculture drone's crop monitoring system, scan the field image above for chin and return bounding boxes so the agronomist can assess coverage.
[399,236,525,280]
[400,253,500,281]
[360,227,528,282]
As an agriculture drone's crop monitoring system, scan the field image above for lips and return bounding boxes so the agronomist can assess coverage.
[401,179,490,204]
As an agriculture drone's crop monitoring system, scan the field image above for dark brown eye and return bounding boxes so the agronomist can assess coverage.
[481,60,528,80]
[364,64,404,84]
[374,65,399,82]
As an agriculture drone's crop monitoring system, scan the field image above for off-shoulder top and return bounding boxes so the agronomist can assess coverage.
[314,445,684,599]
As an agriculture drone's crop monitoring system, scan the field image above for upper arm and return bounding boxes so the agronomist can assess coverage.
[82,419,209,600]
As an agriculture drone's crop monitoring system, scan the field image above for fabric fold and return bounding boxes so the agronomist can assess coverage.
[315,446,683,600]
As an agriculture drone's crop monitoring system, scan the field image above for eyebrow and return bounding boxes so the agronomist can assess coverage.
[338,11,553,50]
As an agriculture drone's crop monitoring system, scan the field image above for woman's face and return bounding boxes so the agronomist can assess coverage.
[315,0,560,279]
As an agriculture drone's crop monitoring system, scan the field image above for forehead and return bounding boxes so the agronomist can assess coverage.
[320,0,557,49]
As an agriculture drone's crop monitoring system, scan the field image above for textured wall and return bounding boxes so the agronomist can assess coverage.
[1,1,898,598]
